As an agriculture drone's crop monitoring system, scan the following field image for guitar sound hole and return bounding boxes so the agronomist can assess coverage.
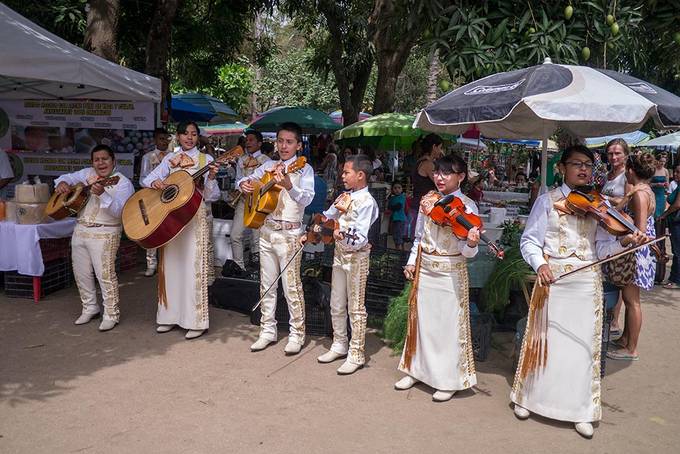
[161,185,179,203]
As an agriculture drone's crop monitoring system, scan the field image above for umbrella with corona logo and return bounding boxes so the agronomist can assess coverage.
[415,57,680,189]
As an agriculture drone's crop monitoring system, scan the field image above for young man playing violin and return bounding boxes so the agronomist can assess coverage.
[238,122,315,355]
[302,154,379,375]
[511,145,645,439]
[396,154,481,402]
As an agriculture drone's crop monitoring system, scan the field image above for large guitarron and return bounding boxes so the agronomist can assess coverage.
[44,176,120,220]
[122,146,243,249]
[243,157,307,229]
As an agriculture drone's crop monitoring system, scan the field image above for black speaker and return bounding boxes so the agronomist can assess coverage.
[249,276,332,337]
[209,276,333,337]
[209,276,260,314]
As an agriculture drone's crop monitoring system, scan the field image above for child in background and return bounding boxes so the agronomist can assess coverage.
[388,183,407,250]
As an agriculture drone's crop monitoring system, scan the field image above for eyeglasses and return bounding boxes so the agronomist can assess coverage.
[433,170,465,177]
[564,161,594,169]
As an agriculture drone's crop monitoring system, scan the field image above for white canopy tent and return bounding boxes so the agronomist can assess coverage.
[0,3,161,102]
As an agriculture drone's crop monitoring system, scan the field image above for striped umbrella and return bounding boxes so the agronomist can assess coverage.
[415,57,680,188]
[202,122,247,136]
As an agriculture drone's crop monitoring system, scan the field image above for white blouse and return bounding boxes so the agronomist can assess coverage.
[141,147,220,202]
[323,187,379,251]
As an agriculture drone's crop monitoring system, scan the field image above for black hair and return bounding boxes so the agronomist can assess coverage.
[363,145,376,161]
[560,144,594,164]
[346,154,373,181]
[434,153,467,182]
[91,144,115,160]
[422,133,443,156]
[154,127,169,137]
[261,141,275,155]
[176,121,200,136]
[245,129,264,143]
[277,122,303,143]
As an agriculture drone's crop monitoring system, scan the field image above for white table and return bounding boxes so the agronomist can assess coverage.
[483,191,529,203]
[0,219,76,302]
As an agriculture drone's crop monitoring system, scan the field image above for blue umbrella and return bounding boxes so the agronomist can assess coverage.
[584,130,649,148]
[170,98,215,122]
[174,93,238,119]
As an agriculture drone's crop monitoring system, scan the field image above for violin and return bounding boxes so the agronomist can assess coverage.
[562,187,667,262]
[428,193,505,259]
[563,187,641,236]
[305,213,360,245]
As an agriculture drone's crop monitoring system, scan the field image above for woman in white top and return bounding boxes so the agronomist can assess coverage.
[142,121,220,340]
[601,138,632,336]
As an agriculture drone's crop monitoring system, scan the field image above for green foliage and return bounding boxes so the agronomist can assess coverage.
[382,282,412,354]
[211,59,254,114]
[499,219,523,247]
[5,0,87,44]
[427,0,659,83]
[481,246,533,316]
[255,47,340,112]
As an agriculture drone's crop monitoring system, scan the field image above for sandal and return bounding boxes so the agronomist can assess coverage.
[606,350,639,361]
[609,338,627,349]
[609,328,622,338]
[662,282,680,290]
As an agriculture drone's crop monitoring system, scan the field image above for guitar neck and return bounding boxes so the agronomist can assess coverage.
[260,166,292,194]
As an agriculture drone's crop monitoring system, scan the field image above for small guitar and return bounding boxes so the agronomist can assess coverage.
[45,175,120,220]
[122,145,244,249]
[243,157,307,229]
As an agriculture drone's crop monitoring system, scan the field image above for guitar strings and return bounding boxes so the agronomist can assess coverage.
[127,151,247,215]
[129,159,305,220]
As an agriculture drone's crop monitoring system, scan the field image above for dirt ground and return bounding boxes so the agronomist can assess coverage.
[1,268,678,454]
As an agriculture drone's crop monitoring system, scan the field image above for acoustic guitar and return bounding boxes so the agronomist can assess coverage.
[122,146,243,249]
[45,175,120,220]
[243,157,307,229]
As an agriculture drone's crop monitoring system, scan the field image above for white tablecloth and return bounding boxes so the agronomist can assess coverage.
[483,191,529,202]
[0,219,76,276]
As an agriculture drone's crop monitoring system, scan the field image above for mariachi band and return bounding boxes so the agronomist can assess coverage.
[49,122,656,439]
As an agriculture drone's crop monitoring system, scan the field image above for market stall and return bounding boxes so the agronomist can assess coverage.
[0,4,160,299]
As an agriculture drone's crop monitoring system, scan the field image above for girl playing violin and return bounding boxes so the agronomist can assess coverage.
[396,154,481,402]
[511,145,644,439]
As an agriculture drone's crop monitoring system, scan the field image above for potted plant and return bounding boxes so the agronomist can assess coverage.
[481,220,534,328]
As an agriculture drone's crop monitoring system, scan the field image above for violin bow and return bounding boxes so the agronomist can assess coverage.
[251,245,305,312]
[553,236,668,283]
[250,215,325,312]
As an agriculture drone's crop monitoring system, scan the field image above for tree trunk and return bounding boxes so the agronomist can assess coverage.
[145,0,182,121]
[368,0,421,114]
[320,0,373,125]
[250,13,263,121]
[426,47,440,104]
[84,0,120,62]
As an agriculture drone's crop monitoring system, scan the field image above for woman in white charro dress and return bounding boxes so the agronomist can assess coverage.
[395,154,481,403]
[142,121,220,340]
[511,145,644,438]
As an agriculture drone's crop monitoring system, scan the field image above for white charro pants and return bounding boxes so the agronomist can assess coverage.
[71,224,121,322]
[230,199,260,269]
[258,225,305,344]
[329,246,370,365]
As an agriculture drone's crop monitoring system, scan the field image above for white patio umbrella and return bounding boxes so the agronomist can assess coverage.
[635,131,680,149]
[414,57,680,190]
